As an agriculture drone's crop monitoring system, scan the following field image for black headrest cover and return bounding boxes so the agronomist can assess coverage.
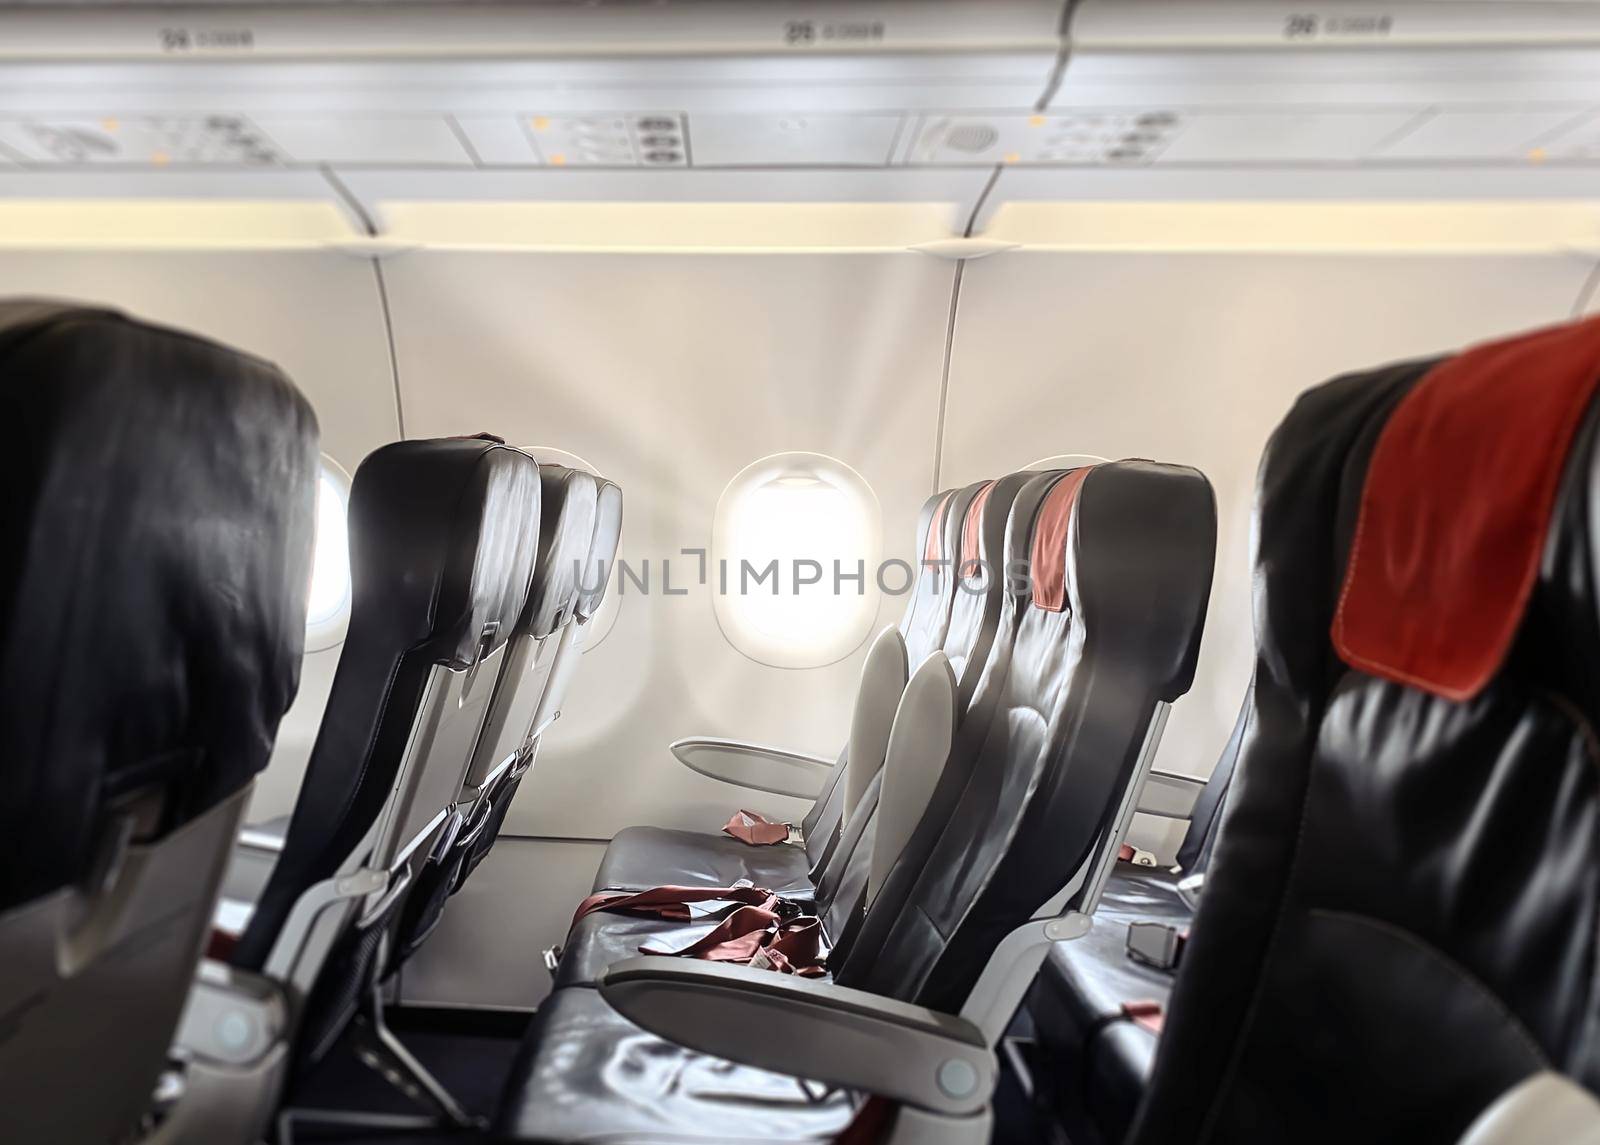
[0,301,318,913]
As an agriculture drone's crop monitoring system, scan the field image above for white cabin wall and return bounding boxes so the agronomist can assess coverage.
[382,250,951,839]
[383,250,952,1007]
[939,248,1600,859]
[0,251,401,822]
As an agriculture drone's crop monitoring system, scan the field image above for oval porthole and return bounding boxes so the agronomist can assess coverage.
[1024,452,1110,471]
[304,456,352,653]
[522,445,621,652]
[711,452,881,670]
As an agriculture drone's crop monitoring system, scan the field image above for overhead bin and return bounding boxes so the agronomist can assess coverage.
[0,0,1065,60]
[0,0,1594,248]
[1071,0,1600,49]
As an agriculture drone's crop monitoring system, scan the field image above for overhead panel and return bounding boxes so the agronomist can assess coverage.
[1373,108,1592,160]
[247,114,472,165]
[0,114,282,165]
[689,114,904,167]
[1542,110,1600,159]
[904,112,1184,166]
[1156,110,1425,163]
[522,112,689,167]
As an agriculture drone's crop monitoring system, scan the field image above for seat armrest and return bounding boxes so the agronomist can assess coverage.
[236,815,290,856]
[599,957,994,1116]
[1137,769,1206,820]
[1458,1073,1600,1145]
[176,959,287,1067]
[147,961,291,1145]
[669,737,835,800]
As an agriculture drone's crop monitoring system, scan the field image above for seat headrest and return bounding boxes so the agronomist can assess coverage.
[921,488,954,564]
[576,478,623,623]
[350,438,542,667]
[0,300,318,913]
[944,472,1030,695]
[1008,463,1215,700]
[959,480,996,572]
[523,465,600,638]
[1333,315,1600,701]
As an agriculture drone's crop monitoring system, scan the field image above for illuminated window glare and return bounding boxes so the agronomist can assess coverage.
[713,453,880,670]
[304,458,352,652]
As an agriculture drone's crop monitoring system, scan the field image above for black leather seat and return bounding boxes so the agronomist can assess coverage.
[495,460,1217,1143]
[1029,686,1249,1144]
[0,301,318,1145]
[590,484,975,900]
[1128,314,1600,1145]
[550,474,1030,991]
[228,436,542,1087]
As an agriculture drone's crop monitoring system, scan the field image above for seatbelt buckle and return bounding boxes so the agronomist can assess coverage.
[1117,842,1159,867]
[1126,921,1187,971]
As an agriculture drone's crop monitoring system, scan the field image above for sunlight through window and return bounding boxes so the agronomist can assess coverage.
[713,453,880,669]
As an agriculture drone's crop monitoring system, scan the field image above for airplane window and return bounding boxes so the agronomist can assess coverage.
[712,452,881,670]
[1025,452,1110,471]
[304,456,352,653]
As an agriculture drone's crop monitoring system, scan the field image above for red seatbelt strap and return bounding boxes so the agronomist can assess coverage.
[572,881,828,975]
[1122,1000,1166,1036]
[723,809,792,846]
[833,1095,896,1145]
[570,882,774,928]
[641,906,827,977]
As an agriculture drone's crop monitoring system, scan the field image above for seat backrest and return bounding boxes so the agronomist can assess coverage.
[813,473,1030,948]
[452,471,621,891]
[525,473,621,747]
[461,464,598,802]
[233,437,541,996]
[1131,316,1600,1145]
[839,462,1216,1014]
[0,301,317,1144]
[1173,679,1252,875]
[799,485,967,866]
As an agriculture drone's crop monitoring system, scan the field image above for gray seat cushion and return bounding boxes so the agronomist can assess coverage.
[592,825,815,897]
[494,986,853,1143]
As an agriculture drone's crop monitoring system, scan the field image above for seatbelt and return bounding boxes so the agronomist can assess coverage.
[833,1095,895,1145]
[1116,842,1159,868]
[1122,1000,1166,1036]
[641,904,826,977]
[571,880,828,975]
[723,808,799,846]
[571,881,774,926]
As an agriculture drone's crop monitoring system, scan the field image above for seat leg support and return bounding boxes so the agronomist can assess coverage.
[349,978,482,1131]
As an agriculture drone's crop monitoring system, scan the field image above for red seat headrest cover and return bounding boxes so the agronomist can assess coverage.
[1333,315,1600,701]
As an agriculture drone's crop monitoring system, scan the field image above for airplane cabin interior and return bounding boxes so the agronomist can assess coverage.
[4,2,1600,1143]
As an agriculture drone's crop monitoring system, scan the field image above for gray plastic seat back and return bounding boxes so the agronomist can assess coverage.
[462,465,598,801]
